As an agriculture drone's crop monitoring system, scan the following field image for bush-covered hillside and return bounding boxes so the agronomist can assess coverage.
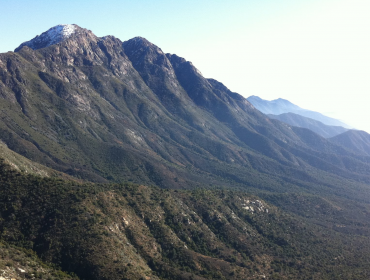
[0,159,369,279]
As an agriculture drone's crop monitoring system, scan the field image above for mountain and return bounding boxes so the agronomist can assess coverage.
[247,96,302,115]
[329,130,370,156]
[247,95,351,128]
[268,112,348,138]
[1,24,370,279]
[0,24,370,199]
[15,24,77,52]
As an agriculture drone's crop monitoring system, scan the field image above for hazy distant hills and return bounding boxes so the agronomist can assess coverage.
[247,95,302,115]
[247,95,351,128]
[268,112,348,138]
[329,129,370,156]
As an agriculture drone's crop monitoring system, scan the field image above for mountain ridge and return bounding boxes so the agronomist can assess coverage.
[0,24,369,191]
[268,112,348,138]
[329,129,370,156]
[247,95,351,128]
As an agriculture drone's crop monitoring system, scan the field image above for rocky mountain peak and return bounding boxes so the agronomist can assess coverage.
[14,24,93,52]
[122,37,167,58]
[125,36,153,47]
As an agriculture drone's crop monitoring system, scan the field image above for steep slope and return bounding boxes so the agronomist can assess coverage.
[0,241,77,280]
[268,112,348,138]
[329,130,370,156]
[248,95,351,128]
[1,159,370,280]
[0,140,80,180]
[0,24,370,202]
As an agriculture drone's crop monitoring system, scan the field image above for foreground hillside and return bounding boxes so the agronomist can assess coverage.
[0,241,76,280]
[0,159,370,280]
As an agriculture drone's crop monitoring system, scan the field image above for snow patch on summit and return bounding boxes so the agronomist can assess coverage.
[50,24,76,38]
[15,24,77,51]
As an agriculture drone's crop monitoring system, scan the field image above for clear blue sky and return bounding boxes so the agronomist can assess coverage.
[1,0,370,132]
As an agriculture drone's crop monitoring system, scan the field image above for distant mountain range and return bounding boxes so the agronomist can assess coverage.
[1,24,370,279]
[268,112,348,138]
[247,95,351,128]
[329,129,370,156]
[246,95,370,157]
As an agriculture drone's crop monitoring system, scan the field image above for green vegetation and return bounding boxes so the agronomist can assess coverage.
[0,159,369,279]
[0,241,76,280]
